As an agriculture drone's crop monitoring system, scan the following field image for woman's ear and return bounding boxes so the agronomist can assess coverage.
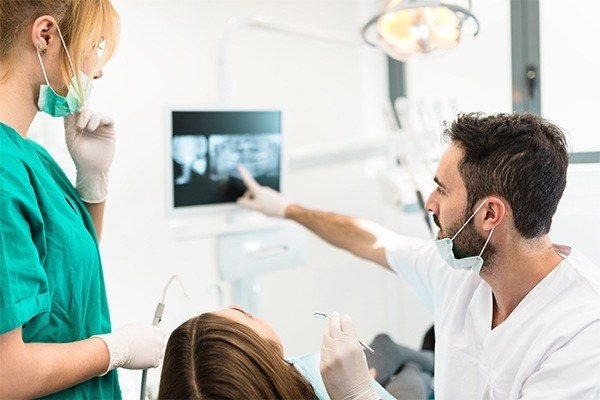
[483,197,505,231]
[30,16,57,52]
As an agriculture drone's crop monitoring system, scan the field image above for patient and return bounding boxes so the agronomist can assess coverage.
[158,306,393,400]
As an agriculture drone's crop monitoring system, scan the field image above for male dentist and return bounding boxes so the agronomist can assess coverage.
[237,112,600,399]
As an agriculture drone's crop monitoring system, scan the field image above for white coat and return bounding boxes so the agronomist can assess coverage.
[386,238,600,399]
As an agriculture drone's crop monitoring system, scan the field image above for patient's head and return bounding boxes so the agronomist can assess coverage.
[158,307,316,399]
[212,305,282,350]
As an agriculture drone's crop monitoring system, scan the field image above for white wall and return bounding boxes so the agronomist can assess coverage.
[540,1,600,265]
[405,0,513,114]
[540,0,600,152]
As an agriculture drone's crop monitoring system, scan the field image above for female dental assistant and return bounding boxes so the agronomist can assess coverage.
[0,1,165,399]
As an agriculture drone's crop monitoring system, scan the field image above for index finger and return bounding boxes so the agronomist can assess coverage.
[237,164,260,192]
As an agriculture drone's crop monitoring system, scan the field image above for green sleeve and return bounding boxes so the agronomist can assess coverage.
[0,154,50,334]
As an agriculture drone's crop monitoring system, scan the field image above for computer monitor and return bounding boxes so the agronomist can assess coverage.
[166,107,284,215]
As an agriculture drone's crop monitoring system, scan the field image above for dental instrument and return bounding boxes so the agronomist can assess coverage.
[140,275,190,400]
[313,312,375,353]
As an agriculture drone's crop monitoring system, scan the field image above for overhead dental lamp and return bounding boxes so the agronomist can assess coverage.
[362,0,480,61]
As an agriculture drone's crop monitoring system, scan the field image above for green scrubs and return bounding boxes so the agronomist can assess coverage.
[0,122,121,399]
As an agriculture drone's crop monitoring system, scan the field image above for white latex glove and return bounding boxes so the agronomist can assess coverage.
[320,312,380,400]
[92,323,167,375]
[64,109,116,203]
[236,164,289,217]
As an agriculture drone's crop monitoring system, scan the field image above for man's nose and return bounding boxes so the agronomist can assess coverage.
[93,69,103,79]
[425,191,438,214]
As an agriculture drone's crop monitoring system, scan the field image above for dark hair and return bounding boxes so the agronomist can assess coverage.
[442,112,569,238]
[158,313,317,400]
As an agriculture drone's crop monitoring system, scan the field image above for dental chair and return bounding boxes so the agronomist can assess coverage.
[366,326,435,400]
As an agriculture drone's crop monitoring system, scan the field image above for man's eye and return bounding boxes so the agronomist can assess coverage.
[437,186,444,194]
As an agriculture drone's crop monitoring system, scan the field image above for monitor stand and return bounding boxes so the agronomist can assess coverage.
[169,208,306,316]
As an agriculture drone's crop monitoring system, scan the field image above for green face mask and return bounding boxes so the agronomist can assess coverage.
[36,25,93,117]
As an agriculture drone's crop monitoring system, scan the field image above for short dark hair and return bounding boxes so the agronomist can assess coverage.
[442,112,569,239]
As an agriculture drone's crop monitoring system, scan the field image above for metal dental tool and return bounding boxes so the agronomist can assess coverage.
[140,275,190,400]
[313,312,375,353]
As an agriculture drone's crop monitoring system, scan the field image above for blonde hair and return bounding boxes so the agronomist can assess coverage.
[0,0,120,84]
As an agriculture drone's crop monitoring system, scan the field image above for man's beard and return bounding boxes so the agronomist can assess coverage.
[435,207,497,270]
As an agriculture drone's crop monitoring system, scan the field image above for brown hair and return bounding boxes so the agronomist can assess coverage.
[0,0,120,83]
[158,313,317,400]
[443,112,570,238]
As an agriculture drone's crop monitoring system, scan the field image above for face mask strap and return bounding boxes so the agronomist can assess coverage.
[56,24,91,108]
[55,24,77,78]
[478,227,495,257]
[451,198,489,240]
[36,51,51,86]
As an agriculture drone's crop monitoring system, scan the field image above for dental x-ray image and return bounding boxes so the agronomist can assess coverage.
[170,110,281,208]
[173,136,208,185]
[209,133,279,181]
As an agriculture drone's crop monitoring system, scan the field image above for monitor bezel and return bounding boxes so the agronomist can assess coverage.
[165,105,286,218]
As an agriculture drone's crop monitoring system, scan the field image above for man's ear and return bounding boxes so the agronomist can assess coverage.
[30,16,58,51]
[483,196,505,231]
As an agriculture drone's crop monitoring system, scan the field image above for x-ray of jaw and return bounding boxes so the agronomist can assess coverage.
[173,136,208,185]
[209,133,280,181]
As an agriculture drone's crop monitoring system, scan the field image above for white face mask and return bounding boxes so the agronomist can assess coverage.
[434,199,495,274]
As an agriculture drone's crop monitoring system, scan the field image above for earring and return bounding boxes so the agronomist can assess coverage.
[37,43,47,53]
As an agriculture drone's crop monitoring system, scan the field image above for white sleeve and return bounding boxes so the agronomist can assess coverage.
[519,321,600,399]
[385,235,454,313]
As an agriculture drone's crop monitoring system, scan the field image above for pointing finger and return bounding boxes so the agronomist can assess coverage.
[237,164,260,192]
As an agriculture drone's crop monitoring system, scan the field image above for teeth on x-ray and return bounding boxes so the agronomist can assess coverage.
[209,133,279,181]
[173,135,208,185]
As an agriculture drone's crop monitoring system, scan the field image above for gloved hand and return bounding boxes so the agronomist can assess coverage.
[64,109,115,203]
[320,312,380,400]
[92,323,167,375]
[236,164,289,217]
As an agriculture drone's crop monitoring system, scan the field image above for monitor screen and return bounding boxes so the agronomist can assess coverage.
[170,110,282,208]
